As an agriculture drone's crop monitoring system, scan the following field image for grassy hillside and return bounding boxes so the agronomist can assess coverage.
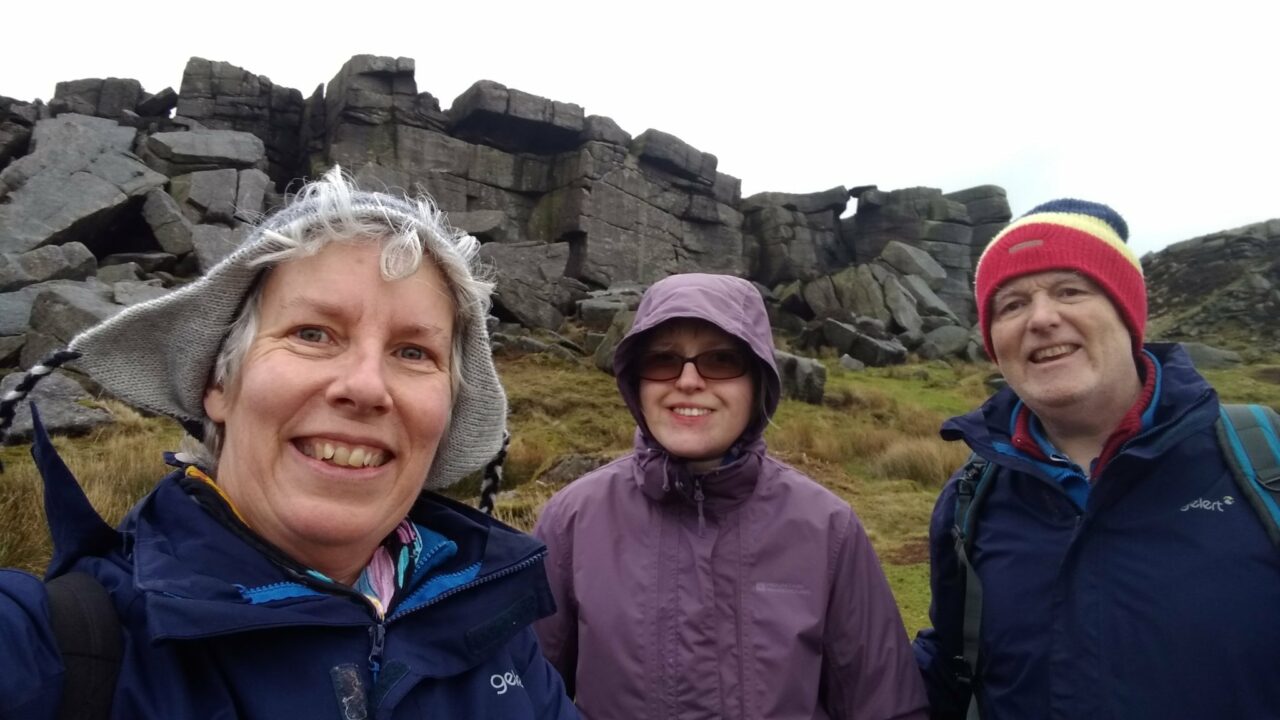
[4,349,1279,635]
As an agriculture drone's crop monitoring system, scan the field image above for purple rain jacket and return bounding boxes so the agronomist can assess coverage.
[533,273,927,720]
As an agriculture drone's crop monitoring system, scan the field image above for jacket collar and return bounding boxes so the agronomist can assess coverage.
[632,429,765,515]
[943,343,1218,474]
[31,414,554,678]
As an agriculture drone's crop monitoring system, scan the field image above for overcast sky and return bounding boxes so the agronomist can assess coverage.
[5,1,1277,256]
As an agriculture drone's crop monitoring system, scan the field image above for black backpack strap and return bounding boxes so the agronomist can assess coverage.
[952,454,997,720]
[1216,403,1280,546]
[46,571,123,720]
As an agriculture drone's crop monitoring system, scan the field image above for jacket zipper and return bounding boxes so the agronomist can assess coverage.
[388,550,546,622]
[693,478,707,536]
[276,551,547,680]
[368,620,387,680]
[353,551,545,702]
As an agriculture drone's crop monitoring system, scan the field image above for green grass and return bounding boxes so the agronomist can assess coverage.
[1201,361,1280,410]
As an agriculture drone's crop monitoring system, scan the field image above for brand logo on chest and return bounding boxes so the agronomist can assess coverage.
[755,581,810,594]
[1180,495,1235,513]
[491,670,524,695]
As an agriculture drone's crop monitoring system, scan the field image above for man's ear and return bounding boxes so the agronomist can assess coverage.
[204,385,228,423]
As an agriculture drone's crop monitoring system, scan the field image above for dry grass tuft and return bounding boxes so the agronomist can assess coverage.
[871,438,973,489]
[0,399,184,573]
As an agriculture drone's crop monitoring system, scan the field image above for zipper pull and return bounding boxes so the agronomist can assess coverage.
[368,622,387,680]
[694,478,706,536]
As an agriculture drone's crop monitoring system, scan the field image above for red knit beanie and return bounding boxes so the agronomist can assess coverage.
[975,198,1145,360]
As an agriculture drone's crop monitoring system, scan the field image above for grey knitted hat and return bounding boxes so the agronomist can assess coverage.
[54,171,507,490]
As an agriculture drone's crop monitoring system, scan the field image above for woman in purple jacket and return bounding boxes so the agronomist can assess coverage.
[533,273,927,720]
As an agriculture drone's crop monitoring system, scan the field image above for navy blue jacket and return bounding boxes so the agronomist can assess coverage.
[0,412,578,719]
[914,344,1280,720]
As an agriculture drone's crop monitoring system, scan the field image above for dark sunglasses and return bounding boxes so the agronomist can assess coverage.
[637,349,750,381]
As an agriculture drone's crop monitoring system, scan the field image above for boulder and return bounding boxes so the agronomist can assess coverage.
[141,189,195,256]
[191,224,238,272]
[0,242,96,291]
[593,310,636,374]
[1179,341,1243,369]
[449,79,584,154]
[848,332,907,367]
[897,328,925,351]
[0,334,23,365]
[236,168,271,216]
[945,185,1012,224]
[95,262,141,284]
[801,276,841,319]
[921,315,958,333]
[0,98,36,168]
[0,371,114,443]
[581,115,631,147]
[538,453,612,485]
[0,114,166,255]
[773,350,826,404]
[112,280,171,306]
[493,332,564,360]
[19,330,63,370]
[900,273,960,321]
[479,241,571,330]
[841,265,890,324]
[577,298,628,332]
[28,284,122,342]
[173,169,239,224]
[882,274,922,335]
[821,318,860,355]
[101,252,177,274]
[50,78,143,119]
[879,240,947,289]
[136,87,178,117]
[143,130,266,176]
[919,325,972,360]
[855,316,890,339]
[838,354,866,372]
[632,129,716,186]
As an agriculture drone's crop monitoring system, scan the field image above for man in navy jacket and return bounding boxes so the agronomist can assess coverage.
[913,199,1280,719]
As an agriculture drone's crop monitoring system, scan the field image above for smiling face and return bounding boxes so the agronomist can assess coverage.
[989,270,1140,421]
[638,319,755,472]
[203,241,455,583]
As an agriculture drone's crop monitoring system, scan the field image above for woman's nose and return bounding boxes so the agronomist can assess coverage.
[672,358,706,391]
[326,345,392,413]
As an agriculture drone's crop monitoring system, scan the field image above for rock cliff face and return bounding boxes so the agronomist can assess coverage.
[0,54,1004,365]
[1144,220,1280,348]
[2,51,1270,422]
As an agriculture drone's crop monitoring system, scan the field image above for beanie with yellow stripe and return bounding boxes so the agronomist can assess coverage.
[974,198,1145,359]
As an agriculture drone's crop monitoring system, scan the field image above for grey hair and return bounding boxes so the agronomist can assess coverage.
[191,167,493,468]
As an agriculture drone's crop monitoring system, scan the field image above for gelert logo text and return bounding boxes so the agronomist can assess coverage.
[1181,495,1235,513]
[491,671,524,695]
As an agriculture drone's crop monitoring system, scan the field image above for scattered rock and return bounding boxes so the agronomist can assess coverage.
[838,354,866,372]
[1179,341,1243,370]
[0,370,114,444]
[774,350,826,404]
[538,453,611,485]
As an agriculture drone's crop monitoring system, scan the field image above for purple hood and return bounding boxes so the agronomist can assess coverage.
[612,273,782,443]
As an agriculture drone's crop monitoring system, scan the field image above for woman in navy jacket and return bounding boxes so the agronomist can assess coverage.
[0,168,578,719]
